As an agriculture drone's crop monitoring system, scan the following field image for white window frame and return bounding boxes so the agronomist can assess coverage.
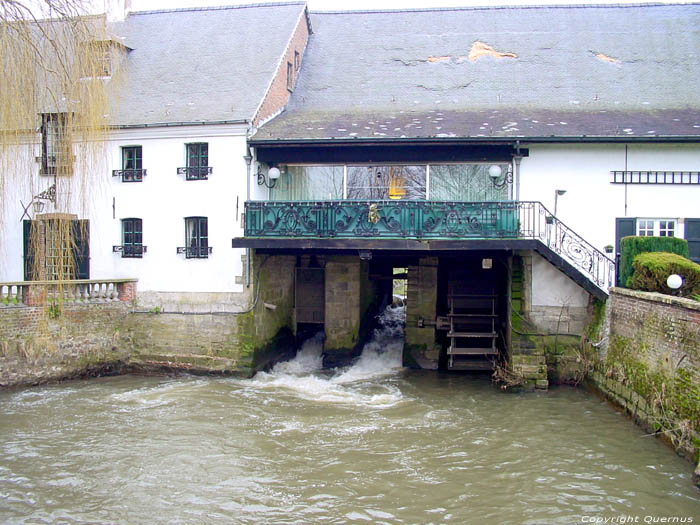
[637,218,676,237]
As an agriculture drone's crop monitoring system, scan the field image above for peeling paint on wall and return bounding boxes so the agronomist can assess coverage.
[592,51,620,64]
[468,41,517,61]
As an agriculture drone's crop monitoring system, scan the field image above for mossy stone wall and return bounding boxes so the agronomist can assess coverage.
[590,288,700,485]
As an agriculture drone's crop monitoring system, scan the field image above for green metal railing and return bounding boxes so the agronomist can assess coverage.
[244,200,615,290]
[245,200,519,239]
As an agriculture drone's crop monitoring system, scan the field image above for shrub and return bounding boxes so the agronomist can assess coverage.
[619,236,689,288]
[626,252,700,297]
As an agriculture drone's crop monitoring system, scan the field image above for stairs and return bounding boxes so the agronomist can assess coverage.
[443,281,499,371]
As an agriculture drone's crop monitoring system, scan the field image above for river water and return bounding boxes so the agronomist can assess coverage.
[1,307,698,524]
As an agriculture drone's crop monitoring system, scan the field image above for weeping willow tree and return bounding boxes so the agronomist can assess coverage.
[1,1,121,293]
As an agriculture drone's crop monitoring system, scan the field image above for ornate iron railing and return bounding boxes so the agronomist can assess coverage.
[176,246,212,258]
[112,245,147,258]
[112,169,147,182]
[244,200,615,291]
[177,166,212,181]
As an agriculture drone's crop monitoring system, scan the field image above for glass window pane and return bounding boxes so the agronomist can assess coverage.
[347,165,426,200]
[271,166,344,201]
[430,164,509,201]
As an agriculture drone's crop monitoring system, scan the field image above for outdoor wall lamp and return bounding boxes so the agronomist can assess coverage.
[20,184,56,220]
[488,164,513,188]
[257,165,281,189]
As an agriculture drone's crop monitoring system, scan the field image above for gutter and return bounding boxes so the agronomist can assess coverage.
[113,119,249,129]
[249,135,700,146]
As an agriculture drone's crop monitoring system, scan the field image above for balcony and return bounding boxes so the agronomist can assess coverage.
[245,200,519,239]
[239,200,614,296]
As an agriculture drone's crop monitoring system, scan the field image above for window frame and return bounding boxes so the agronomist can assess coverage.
[41,113,70,176]
[183,216,210,259]
[637,218,676,237]
[178,143,211,180]
[114,145,145,182]
[120,218,145,258]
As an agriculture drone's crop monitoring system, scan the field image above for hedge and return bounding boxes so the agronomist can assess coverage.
[627,252,700,297]
[619,236,689,288]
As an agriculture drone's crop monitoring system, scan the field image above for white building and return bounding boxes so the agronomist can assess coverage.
[1,2,698,375]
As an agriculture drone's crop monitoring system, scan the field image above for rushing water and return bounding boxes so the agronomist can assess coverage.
[1,307,698,524]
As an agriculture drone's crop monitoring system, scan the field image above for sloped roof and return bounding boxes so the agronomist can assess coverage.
[110,2,307,126]
[254,3,700,142]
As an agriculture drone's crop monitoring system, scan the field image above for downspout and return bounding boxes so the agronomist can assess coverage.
[514,140,522,202]
[243,148,253,288]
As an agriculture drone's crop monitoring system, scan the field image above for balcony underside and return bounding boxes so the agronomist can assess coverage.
[232,237,607,301]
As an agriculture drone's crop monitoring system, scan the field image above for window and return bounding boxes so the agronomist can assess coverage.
[117,218,145,258]
[41,113,71,176]
[270,166,344,201]
[638,219,675,237]
[294,50,300,71]
[430,164,510,201]
[178,143,211,180]
[637,219,655,236]
[287,61,294,91]
[113,146,145,182]
[347,166,427,200]
[180,217,210,258]
[659,220,675,237]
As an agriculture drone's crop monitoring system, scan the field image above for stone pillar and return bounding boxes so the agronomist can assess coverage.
[324,256,362,366]
[403,256,439,369]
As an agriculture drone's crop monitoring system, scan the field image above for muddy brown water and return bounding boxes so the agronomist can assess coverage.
[1,310,698,524]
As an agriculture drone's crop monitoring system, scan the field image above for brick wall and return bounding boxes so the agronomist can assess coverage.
[0,302,131,387]
[252,8,310,127]
[604,288,700,376]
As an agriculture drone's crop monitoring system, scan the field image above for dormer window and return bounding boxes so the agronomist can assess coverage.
[41,113,72,176]
[80,39,131,79]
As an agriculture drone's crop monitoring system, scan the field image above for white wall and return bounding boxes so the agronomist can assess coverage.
[530,252,590,307]
[519,143,700,253]
[0,123,251,294]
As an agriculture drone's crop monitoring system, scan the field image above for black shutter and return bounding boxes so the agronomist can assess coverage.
[615,217,636,286]
[72,220,90,279]
[685,218,700,264]
[23,220,35,280]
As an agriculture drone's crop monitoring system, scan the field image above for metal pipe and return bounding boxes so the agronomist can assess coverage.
[513,155,522,202]
[243,150,253,287]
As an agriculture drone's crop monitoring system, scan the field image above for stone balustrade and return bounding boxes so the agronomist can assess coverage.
[0,279,137,307]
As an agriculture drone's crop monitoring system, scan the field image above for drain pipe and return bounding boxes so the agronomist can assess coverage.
[243,149,253,288]
[514,141,522,202]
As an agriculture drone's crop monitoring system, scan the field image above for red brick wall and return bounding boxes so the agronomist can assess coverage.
[252,9,310,128]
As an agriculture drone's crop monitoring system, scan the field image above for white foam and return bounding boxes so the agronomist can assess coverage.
[242,306,406,408]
